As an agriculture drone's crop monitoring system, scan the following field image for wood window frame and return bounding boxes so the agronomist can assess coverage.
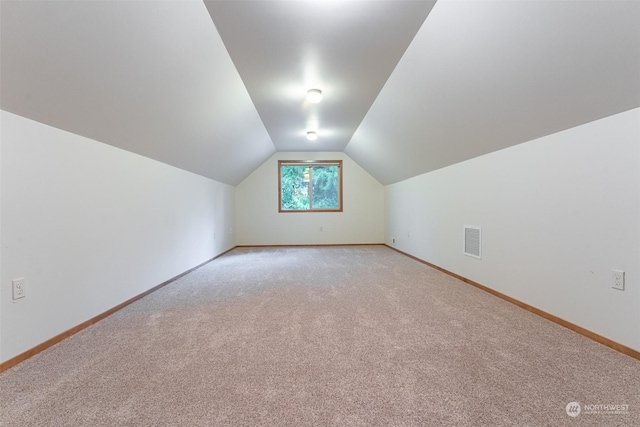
[278,160,343,213]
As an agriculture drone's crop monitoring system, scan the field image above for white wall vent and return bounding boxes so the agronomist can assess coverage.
[463,225,481,259]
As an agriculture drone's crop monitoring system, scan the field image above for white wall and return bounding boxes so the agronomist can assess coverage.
[386,108,640,351]
[0,113,3,361]
[236,152,384,245]
[0,111,235,363]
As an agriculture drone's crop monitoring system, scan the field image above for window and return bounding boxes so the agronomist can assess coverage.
[279,160,343,212]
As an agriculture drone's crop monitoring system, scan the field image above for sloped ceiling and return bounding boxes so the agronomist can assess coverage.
[204,0,435,152]
[2,1,639,186]
[346,0,640,184]
[0,0,275,186]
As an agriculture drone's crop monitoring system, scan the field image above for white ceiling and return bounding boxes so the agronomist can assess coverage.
[0,0,274,185]
[204,0,435,152]
[346,0,640,184]
[2,0,639,186]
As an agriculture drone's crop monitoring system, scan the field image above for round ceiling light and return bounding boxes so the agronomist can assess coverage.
[306,89,323,104]
[306,131,318,141]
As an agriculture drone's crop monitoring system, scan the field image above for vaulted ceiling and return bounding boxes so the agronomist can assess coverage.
[2,1,639,185]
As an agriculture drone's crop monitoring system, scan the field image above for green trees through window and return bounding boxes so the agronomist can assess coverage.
[279,160,342,212]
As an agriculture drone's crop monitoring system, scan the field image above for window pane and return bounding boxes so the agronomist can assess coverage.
[279,160,342,212]
[311,165,339,209]
[281,165,310,210]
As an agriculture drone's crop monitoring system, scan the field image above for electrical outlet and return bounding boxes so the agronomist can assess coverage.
[392,238,396,244]
[612,270,625,291]
[12,278,26,301]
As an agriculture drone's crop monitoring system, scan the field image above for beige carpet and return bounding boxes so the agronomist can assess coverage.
[1,245,638,426]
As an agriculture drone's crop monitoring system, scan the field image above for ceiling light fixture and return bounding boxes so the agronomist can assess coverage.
[306,89,323,104]
[306,131,318,141]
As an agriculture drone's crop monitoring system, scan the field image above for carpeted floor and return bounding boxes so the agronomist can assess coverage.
[1,245,638,426]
